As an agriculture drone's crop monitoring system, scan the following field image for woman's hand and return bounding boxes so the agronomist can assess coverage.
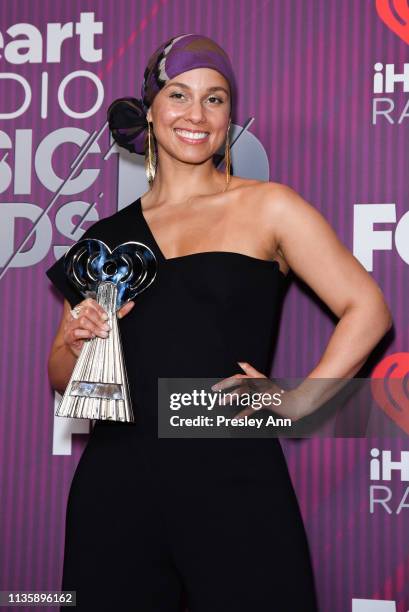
[211,361,303,422]
[63,297,135,358]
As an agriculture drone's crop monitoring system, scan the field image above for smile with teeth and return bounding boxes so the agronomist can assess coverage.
[174,128,209,142]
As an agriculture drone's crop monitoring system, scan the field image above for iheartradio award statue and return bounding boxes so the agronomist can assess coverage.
[55,239,157,423]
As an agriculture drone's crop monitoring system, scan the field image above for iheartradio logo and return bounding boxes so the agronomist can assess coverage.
[376,0,409,45]
[371,352,409,434]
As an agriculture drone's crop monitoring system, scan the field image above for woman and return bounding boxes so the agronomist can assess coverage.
[47,34,392,611]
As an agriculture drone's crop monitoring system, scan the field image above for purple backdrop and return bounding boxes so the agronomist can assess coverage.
[1,1,408,610]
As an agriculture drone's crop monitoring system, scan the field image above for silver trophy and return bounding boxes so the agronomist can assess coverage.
[55,239,157,422]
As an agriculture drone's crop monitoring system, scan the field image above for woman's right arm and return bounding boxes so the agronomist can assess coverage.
[47,297,134,394]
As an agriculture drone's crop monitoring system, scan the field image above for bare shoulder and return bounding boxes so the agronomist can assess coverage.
[251,180,340,259]
[225,175,266,195]
[224,178,392,325]
[255,181,390,320]
[256,180,318,219]
[226,177,313,244]
[226,177,305,216]
[235,180,331,240]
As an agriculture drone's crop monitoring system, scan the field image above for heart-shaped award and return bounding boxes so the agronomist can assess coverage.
[55,239,157,422]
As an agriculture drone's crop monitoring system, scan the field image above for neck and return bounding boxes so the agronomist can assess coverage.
[146,151,229,205]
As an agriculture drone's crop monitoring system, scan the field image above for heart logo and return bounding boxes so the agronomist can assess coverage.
[371,352,409,434]
[64,239,157,309]
[376,0,409,45]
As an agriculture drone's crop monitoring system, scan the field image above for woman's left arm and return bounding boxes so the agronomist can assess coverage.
[265,183,393,417]
[218,183,393,421]
[271,183,392,374]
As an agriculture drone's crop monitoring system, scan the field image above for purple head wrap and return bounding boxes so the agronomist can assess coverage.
[107,33,237,155]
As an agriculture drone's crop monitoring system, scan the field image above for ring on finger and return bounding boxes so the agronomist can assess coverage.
[70,305,82,319]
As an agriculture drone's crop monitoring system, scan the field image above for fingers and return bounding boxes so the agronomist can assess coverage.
[85,297,109,321]
[73,307,110,338]
[70,298,108,324]
[211,373,247,392]
[211,363,266,393]
[66,325,100,348]
[79,307,109,330]
[218,382,253,405]
[117,301,135,319]
[76,297,109,320]
[74,323,109,340]
[64,298,111,351]
[64,297,135,357]
[237,361,265,378]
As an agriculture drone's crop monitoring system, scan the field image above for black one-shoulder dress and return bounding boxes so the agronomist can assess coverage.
[46,196,318,612]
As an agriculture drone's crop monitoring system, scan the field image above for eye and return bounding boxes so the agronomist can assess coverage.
[169,92,224,104]
[208,96,224,104]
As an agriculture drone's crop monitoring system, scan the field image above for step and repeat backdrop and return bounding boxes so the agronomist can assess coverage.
[0,1,408,610]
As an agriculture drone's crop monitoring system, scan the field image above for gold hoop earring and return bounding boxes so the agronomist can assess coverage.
[223,119,232,191]
[145,121,156,188]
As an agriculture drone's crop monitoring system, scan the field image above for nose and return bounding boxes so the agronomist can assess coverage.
[184,97,207,124]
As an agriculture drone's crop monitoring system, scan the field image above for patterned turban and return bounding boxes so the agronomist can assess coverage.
[107,33,237,154]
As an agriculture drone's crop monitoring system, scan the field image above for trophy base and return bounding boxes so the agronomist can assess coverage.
[56,392,134,422]
[70,380,124,400]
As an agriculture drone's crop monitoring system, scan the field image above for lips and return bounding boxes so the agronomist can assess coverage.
[174,128,209,142]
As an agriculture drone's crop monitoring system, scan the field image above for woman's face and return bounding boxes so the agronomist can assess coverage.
[147,67,231,164]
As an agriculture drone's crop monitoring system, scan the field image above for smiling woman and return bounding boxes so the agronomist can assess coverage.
[46,31,391,612]
[165,81,228,144]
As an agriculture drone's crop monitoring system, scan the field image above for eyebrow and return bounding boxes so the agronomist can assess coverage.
[164,82,230,96]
